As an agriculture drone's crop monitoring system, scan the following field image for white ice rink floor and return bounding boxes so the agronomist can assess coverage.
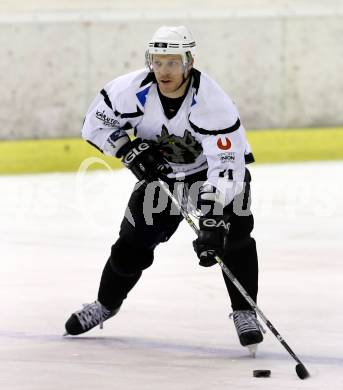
[1,161,342,389]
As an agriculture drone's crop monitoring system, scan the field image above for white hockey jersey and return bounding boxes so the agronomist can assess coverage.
[82,68,254,205]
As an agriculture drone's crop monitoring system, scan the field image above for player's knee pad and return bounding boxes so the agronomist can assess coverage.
[222,236,257,272]
[224,236,258,286]
[226,236,257,265]
[109,237,154,277]
[229,236,256,252]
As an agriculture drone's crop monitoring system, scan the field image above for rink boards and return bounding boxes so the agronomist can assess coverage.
[0,127,342,174]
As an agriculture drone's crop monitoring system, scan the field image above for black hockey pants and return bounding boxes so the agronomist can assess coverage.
[98,169,258,312]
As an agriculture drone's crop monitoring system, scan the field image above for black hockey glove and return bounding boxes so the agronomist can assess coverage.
[119,138,172,182]
[193,185,230,267]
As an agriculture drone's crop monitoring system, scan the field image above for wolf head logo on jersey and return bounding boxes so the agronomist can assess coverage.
[155,125,202,164]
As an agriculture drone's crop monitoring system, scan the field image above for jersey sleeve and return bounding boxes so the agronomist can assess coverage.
[189,75,249,206]
[81,70,147,157]
[190,93,250,207]
[200,120,247,206]
[81,89,130,157]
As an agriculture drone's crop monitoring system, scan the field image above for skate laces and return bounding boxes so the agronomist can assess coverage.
[230,310,266,335]
[75,301,111,331]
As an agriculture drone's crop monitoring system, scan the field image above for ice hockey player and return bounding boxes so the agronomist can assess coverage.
[64,25,265,351]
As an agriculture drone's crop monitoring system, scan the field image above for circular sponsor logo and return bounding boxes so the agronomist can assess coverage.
[217,137,232,150]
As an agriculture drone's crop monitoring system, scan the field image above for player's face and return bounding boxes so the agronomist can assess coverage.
[152,54,187,96]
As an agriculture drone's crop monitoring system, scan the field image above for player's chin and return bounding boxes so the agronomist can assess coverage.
[158,81,177,93]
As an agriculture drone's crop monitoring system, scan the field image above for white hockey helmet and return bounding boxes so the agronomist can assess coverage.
[145,26,195,71]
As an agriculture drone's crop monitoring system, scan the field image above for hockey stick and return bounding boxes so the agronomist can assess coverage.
[157,178,310,380]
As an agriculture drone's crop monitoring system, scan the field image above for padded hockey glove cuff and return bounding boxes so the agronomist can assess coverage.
[101,130,131,157]
[193,184,229,267]
[120,138,172,182]
[193,216,229,267]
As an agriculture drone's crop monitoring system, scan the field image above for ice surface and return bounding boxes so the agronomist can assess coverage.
[1,161,342,389]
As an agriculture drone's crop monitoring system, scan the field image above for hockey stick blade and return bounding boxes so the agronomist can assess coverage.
[296,363,310,380]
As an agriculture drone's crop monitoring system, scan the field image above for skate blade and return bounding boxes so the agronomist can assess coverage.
[63,331,69,336]
[247,344,258,358]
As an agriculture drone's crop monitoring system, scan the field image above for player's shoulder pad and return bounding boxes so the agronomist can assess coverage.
[189,69,241,135]
[101,68,153,114]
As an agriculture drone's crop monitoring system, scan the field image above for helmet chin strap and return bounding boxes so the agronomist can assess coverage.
[174,66,191,92]
[177,75,187,90]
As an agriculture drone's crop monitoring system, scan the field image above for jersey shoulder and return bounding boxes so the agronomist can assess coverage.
[103,69,153,113]
[189,69,241,134]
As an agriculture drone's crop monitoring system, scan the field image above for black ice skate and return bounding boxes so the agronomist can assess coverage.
[64,300,120,336]
[230,310,265,356]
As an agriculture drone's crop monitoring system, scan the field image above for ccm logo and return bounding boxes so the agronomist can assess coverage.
[123,142,150,164]
[203,219,230,230]
[217,137,231,150]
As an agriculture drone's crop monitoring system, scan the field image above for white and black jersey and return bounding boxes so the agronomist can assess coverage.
[82,68,255,205]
